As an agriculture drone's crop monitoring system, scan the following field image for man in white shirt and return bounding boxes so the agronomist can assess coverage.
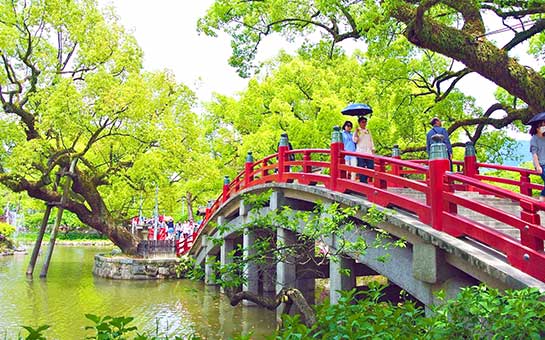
[353,116,375,183]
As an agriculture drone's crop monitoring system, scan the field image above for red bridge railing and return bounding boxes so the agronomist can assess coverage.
[178,133,545,282]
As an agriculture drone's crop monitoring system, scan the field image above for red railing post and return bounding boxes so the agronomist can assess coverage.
[390,145,401,187]
[277,134,288,183]
[244,151,254,187]
[222,176,230,203]
[520,173,532,196]
[428,137,450,231]
[303,151,311,174]
[520,200,544,251]
[374,157,387,190]
[463,142,478,175]
[463,142,478,191]
[330,126,342,191]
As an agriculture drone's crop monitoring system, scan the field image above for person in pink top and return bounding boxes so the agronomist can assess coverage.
[353,116,375,183]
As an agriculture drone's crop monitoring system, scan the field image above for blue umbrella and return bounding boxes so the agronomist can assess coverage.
[341,103,373,116]
[527,111,545,125]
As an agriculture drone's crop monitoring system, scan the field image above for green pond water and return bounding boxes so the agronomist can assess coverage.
[0,246,275,339]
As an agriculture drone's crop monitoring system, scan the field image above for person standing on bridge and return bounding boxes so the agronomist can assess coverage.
[342,121,357,180]
[426,117,452,159]
[353,116,375,183]
[530,120,545,201]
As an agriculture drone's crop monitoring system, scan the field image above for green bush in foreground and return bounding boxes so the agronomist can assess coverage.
[277,284,545,340]
[15,284,545,339]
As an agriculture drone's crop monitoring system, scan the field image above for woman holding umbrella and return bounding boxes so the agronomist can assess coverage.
[529,112,545,201]
[341,103,374,183]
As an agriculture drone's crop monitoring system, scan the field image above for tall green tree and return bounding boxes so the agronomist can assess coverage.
[205,46,500,161]
[0,0,206,254]
[199,0,545,147]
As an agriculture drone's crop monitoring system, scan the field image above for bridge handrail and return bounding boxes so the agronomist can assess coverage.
[182,139,545,282]
[441,172,545,278]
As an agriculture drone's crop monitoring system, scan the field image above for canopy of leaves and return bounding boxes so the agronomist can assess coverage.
[205,44,516,161]
[0,0,219,253]
[200,0,545,153]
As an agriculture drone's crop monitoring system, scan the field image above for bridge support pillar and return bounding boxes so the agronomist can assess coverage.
[261,258,277,293]
[270,190,286,210]
[276,227,297,290]
[202,235,217,285]
[243,228,259,306]
[276,227,297,322]
[330,254,356,304]
[296,241,316,305]
[429,275,478,316]
[220,237,235,293]
[412,243,445,284]
[240,199,252,222]
[204,255,217,285]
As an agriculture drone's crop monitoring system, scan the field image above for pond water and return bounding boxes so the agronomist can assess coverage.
[0,246,276,339]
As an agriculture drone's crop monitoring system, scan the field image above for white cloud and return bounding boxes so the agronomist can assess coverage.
[102,0,247,101]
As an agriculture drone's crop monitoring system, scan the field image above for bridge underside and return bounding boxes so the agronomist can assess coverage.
[190,183,545,311]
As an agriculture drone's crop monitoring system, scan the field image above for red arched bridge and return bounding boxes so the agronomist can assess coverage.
[178,129,545,305]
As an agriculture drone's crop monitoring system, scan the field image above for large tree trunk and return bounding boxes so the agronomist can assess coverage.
[186,192,194,221]
[3,167,139,255]
[392,1,545,114]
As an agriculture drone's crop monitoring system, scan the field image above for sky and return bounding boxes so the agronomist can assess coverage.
[103,1,537,139]
[102,0,266,101]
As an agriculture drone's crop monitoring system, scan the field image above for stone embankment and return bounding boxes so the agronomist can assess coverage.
[93,253,180,280]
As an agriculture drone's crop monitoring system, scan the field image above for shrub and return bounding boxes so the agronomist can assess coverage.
[275,284,545,339]
[425,285,545,339]
[0,222,15,237]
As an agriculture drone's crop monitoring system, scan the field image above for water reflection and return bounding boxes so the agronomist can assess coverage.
[0,246,275,339]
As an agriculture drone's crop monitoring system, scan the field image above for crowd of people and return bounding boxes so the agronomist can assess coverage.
[341,115,453,183]
[131,216,200,241]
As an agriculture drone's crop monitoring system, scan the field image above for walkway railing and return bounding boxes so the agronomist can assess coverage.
[179,129,545,282]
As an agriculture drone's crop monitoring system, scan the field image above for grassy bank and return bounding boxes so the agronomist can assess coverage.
[15,231,112,247]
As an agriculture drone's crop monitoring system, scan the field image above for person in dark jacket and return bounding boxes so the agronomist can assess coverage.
[426,117,452,159]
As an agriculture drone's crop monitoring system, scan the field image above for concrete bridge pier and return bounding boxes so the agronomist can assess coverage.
[329,253,357,304]
[243,227,259,305]
[261,257,277,294]
[203,235,216,285]
[240,199,260,305]
[295,240,317,305]
[412,241,478,314]
[220,235,235,293]
[275,226,297,322]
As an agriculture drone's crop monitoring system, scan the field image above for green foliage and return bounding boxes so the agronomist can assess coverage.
[364,205,387,227]
[84,314,138,339]
[24,210,88,231]
[204,44,483,164]
[276,285,425,339]
[0,222,15,237]
[273,284,545,339]
[426,285,545,339]
[19,325,50,340]
[15,231,108,242]
[200,0,541,161]
[175,255,204,280]
[56,232,108,241]
[18,314,197,340]
[0,0,221,253]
